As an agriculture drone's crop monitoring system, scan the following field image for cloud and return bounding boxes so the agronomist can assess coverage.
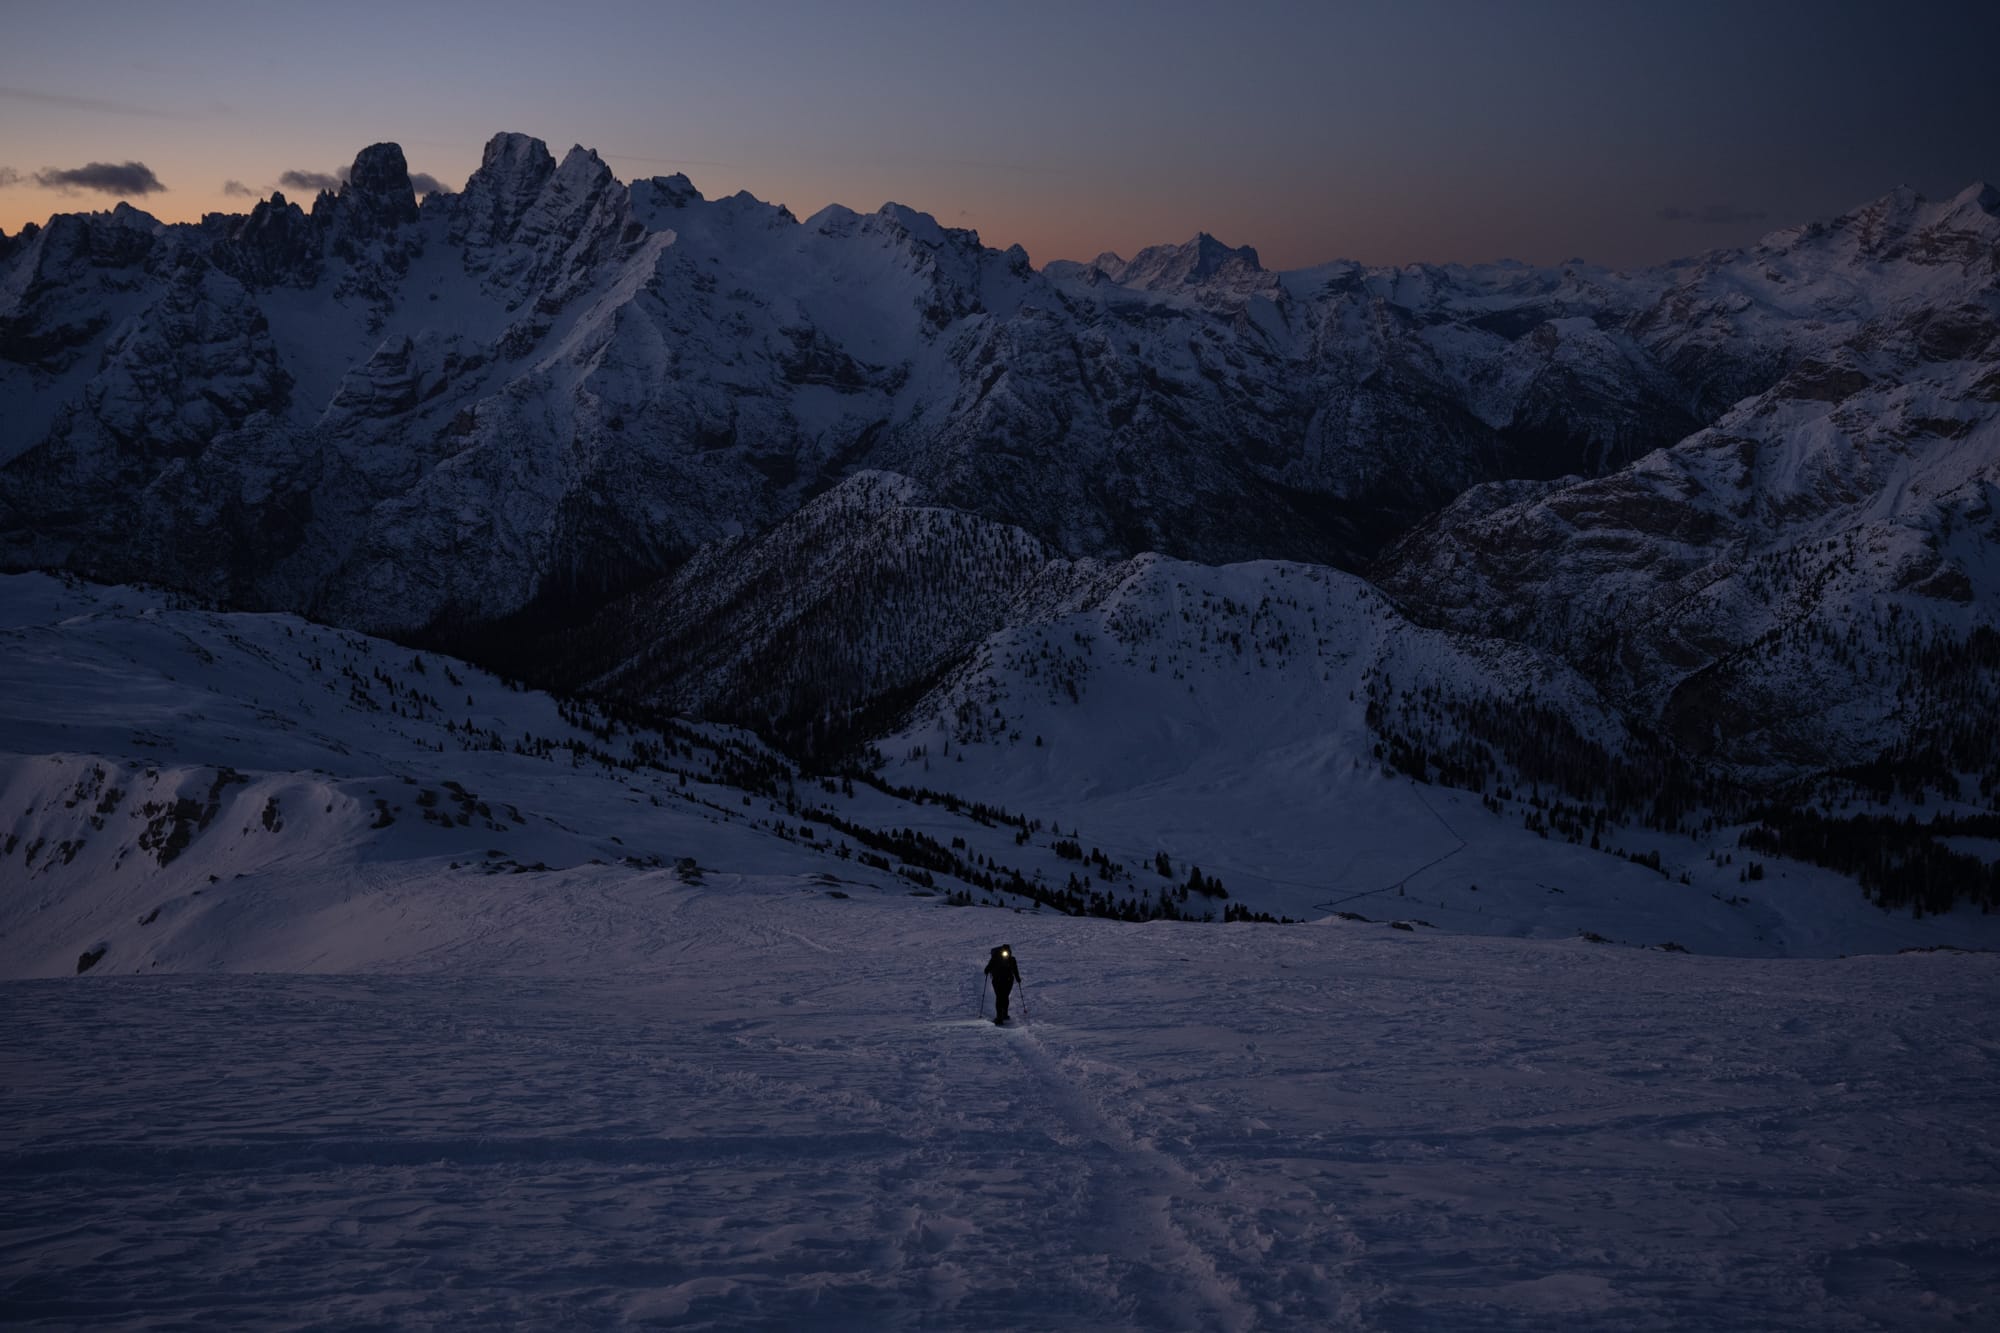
[34,161,167,195]
[0,166,20,188]
[1657,203,1768,225]
[221,179,257,198]
[277,165,442,197]
[279,168,346,194]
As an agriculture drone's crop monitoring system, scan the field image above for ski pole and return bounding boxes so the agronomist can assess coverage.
[979,971,989,1019]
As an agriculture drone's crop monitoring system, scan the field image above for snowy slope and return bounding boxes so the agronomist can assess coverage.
[6,582,2000,1329]
[0,573,1162,978]
[7,571,1993,978]
[6,876,1999,1329]
[579,470,1062,747]
[879,556,2000,957]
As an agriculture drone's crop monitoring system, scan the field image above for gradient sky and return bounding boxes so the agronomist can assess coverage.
[2,0,1995,271]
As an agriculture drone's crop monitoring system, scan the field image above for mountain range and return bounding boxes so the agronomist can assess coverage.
[3,132,1997,835]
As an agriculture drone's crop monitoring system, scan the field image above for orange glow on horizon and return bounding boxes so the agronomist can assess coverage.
[2,156,1419,275]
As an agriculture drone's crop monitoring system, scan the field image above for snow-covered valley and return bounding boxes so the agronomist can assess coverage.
[5,573,2000,1328]
[8,572,1994,974]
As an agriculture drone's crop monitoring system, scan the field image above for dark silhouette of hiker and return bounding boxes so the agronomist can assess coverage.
[984,945,1021,1023]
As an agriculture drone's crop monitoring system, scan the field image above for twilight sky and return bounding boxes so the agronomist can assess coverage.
[2,0,1995,271]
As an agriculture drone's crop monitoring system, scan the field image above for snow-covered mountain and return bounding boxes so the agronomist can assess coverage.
[8,134,1990,647]
[5,137,1998,920]
[1376,185,2000,782]
[572,470,1071,747]
[7,571,1992,981]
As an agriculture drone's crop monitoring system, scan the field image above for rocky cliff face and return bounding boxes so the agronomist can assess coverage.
[1375,185,2000,780]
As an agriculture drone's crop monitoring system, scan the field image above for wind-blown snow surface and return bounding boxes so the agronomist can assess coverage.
[6,573,2000,1328]
[7,898,2000,1330]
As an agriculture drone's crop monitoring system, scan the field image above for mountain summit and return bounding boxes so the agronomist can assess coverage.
[1109,232,1263,288]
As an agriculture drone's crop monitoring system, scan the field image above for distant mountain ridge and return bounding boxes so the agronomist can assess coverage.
[3,133,1997,792]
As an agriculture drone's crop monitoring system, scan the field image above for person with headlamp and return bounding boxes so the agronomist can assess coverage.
[984,944,1022,1024]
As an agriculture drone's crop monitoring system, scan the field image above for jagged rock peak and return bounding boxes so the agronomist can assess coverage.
[241,190,304,227]
[646,172,703,207]
[535,145,626,227]
[225,190,315,284]
[555,143,614,183]
[1189,232,1262,274]
[1840,185,1926,230]
[714,189,795,228]
[481,131,555,178]
[875,203,952,248]
[1112,232,1264,290]
[1945,181,2000,219]
[331,142,419,230]
[106,201,163,229]
[1796,180,2000,266]
[454,132,559,249]
[346,144,416,203]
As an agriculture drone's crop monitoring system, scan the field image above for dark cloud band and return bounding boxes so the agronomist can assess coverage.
[278,168,345,193]
[33,161,167,195]
[272,165,441,198]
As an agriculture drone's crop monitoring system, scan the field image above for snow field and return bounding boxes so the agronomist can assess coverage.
[5,887,1998,1329]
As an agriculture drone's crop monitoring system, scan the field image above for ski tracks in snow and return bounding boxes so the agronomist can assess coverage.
[852,933,1349,1329]
[9,889,2000,1329]
[999,1023,1260,1331]
[1312,782,1467,915]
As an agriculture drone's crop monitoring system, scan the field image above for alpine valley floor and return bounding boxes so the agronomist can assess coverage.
[5,887,1999,1331]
